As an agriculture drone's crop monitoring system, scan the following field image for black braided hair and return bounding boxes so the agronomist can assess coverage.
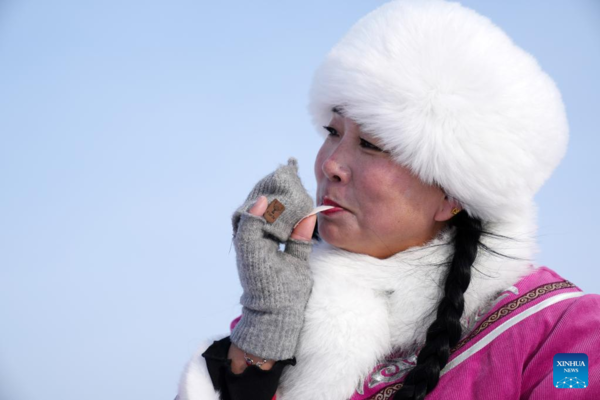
[393,211,483,400]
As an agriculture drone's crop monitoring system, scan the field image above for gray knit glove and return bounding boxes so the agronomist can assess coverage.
[230,157,315,360]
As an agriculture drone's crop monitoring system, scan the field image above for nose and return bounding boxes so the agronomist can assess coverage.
[321,149,351,184]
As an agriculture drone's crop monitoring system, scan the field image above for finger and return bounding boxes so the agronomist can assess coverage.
[248,196,268,216]
[290,214,316,241]
[283,237,313,261]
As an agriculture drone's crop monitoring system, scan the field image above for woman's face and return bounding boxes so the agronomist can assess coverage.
[314,110,457,259]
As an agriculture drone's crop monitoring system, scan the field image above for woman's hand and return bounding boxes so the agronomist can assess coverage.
[228,196,316,374]
[229,158,316,366]
[249,195,317,241]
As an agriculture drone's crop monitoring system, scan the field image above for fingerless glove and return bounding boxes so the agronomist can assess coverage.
[230,158,315,360]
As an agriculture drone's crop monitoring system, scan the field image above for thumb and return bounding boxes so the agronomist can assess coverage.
[290,214,317,241]
[248,196,268,216]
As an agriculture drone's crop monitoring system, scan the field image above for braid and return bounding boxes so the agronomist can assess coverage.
[393,212,483,400]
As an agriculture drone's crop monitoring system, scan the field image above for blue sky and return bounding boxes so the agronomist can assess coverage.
[1,1,599,399]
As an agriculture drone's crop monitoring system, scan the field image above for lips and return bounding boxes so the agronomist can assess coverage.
[321,196,347,212]
[322,197,341,207]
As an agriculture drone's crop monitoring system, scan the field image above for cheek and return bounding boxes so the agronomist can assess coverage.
[352,166,393,224]
[355,162,428,225]
[357,162,410,204]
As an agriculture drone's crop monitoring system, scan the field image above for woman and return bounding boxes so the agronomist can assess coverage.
[177,1,600,399]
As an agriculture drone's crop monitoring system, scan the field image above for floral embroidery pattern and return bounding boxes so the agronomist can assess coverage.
[356,354,417,395]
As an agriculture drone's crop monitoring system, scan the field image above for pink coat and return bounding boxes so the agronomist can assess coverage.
[351,266,600,399]
[228,266,600,399]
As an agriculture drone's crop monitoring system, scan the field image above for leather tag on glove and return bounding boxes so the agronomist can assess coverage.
[264,199,286,223]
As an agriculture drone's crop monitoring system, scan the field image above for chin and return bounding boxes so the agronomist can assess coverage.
[318,224,351,251]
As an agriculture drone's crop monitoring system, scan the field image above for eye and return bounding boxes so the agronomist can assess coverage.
[360,138,385,152]
[323,126,339,137]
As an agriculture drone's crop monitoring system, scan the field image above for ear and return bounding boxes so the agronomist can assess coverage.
[434,195,462,222]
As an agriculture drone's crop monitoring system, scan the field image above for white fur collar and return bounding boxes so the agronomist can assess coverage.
[278,218,537,400]
[177,216,539,400]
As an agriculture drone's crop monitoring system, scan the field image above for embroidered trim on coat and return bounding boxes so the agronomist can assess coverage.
[451,280,576,354]
[366,279,577,400]
[369,383,403,400]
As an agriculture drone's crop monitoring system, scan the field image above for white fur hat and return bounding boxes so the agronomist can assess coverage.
[308,0,568,222]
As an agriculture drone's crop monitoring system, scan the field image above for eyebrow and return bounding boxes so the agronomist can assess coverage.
[332,106,345,116]
[331,105,367,131]
[330,107,390,153]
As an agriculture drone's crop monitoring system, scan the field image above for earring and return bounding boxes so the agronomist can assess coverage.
[451,207,461,215]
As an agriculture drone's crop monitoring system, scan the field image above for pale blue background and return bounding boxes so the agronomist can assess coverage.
[0,1,598,399]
